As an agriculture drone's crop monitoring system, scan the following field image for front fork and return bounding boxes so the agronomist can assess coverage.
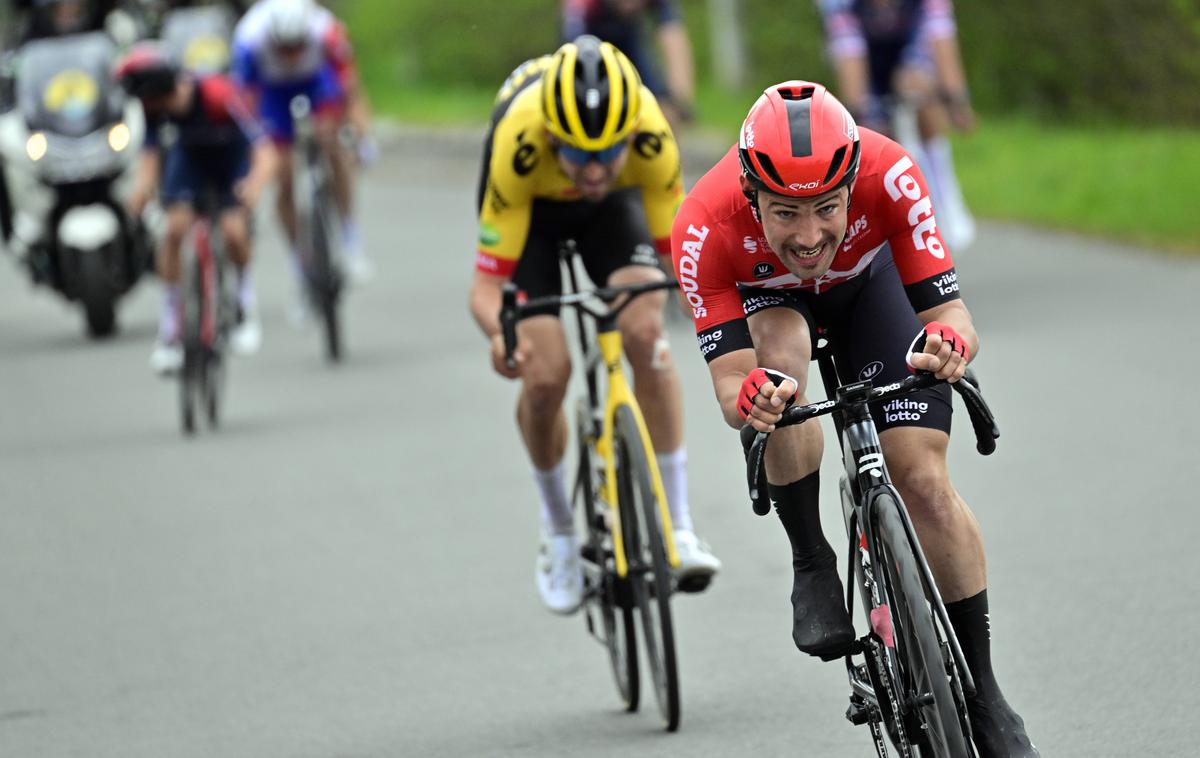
[593,329,679,578]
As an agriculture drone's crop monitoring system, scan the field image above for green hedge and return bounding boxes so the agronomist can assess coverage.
[345,0,1200,126]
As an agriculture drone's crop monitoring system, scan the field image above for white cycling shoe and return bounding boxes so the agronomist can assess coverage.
[672,529,721,592]
[345,254,376,286]
[149,339,183,376]
[229,313,262,356]
[536,533,584,615]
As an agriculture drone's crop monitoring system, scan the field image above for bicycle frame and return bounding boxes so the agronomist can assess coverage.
[502,243,681,578]
[560,247,679,579]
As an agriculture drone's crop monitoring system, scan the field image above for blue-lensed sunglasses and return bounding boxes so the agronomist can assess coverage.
[557,142,627,165]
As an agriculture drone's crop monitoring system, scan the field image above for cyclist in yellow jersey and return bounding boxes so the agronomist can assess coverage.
[468,36,720,614]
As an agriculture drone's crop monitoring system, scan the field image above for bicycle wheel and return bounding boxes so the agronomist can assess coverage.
[874,493,971,757]
[576,402,639,711]
[310,183,343,363]
[613,404,680,732]
[178,253,204,436]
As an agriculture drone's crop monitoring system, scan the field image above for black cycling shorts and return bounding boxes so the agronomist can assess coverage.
[510,188,661,318]
[740,246,952,435]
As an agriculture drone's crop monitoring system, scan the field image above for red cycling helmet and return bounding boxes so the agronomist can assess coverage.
[738,81,860,198]
[113,42,179,100]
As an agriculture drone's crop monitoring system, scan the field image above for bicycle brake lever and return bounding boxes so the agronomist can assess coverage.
[500,283,519,370]
[741,425,771,516]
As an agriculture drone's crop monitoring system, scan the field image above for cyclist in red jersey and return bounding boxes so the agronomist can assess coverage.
[671,81,1038,757]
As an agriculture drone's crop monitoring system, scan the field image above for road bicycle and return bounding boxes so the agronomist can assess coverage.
[500,241,688,731]
[290,94,344,362]
[743,343,999,757]
[178,193,238,435]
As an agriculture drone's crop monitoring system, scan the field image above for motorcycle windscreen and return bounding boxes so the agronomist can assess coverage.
[18,32,123,138]
[162,6,235,76]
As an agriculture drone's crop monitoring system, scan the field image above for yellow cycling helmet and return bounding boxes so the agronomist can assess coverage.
[541,35,643,151]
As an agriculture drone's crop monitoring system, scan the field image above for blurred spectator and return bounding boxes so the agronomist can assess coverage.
[819,0,976,250]
[562,0,695,127]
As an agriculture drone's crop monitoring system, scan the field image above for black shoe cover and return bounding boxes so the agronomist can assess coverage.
[969,696,1041,758]
[791,563,855,659]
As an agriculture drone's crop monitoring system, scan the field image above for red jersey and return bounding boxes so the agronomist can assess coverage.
[671,128,959,360]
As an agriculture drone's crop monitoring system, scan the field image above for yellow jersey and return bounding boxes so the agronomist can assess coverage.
[474,58,684,277]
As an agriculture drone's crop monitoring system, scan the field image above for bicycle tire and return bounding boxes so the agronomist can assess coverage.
[178,252,204,436]
[309,173,343,363]
[874,493,971,757]
[613,405,680,732]
[575,402,638,711]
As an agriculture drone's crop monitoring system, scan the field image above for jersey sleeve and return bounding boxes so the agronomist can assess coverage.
[630,93,684,254]
[231,40,259,89]
[671,199,754,363]
[650,0,681,25]
[475,120,540,278]
[919,0,958,41]
[321,19,357,86]
[200,77,265,144]
[820,0,867,59]
[875,140,961,312]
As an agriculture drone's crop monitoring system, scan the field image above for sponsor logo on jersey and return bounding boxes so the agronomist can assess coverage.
[753,262,776,279]
[512,130,538,176]
[932,270,959,297]
[697,328,723,356]
[632,243,658,267]
[743,236,758,254]
[859,361,884,381]
[676,224,710,318]
[883,155,944,259]
[479,223,502,247]
[841,214,868,249]
[634,130,667,159]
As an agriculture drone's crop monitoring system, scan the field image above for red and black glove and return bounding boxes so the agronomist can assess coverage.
[906,321,969,372]
[737,368,798,420]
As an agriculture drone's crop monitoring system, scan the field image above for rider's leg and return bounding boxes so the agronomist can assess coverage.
[159,203,193,340]
[748,300,854,655]
[609,265,685,490]
[515,313,584,614]
[879,426,986,601]
[881,427,1038,756]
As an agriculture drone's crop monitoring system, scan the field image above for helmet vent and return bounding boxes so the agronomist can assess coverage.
[823,146,847,185]
[779,86,816,101]
[755,151,785,188]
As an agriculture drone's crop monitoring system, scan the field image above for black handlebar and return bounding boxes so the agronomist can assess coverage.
[497,278,678,369]
[743,369,1000,516]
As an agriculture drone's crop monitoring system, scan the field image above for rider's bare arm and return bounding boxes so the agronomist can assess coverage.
[656,20,694,113]
[127,148,161,215]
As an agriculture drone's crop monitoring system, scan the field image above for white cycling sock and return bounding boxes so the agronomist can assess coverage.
[160,284,180,341]
[237,269,256,313]
[534,462,574,536]
[656,447,693,532]
[341,219,362,259]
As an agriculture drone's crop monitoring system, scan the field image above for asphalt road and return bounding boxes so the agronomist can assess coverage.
[2,133,1198,758]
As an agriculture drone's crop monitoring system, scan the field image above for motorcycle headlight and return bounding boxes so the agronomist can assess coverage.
[26,132,48,162]
[108,123,131,152]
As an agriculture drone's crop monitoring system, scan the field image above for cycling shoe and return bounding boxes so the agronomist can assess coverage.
[969,696,1041,758]
[791,562,855,659]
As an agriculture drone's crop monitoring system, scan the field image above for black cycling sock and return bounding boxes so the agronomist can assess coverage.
[946,589,1005,703]
[768,473,835,571]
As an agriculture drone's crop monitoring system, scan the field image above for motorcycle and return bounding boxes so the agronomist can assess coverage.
[0,31,148,338]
